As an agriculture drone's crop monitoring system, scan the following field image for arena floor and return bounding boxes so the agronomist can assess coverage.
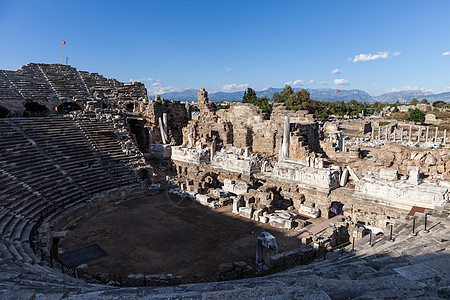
[59,192,307,276]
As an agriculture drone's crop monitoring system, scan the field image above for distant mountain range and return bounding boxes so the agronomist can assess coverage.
[159,88,450,103]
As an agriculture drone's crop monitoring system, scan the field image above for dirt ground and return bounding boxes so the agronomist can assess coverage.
[60,192,308,277]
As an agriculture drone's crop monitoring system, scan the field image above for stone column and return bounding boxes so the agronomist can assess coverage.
[409,125,412,142]
[444,129,447,145]
[378,127,381,140]
[435,127,438,142]
[371,127,374,140]
[393,129,396,141]
[385,126,388,142]
[281,116,290,158]
[162,113,168,136]
[338,134,344,152]
[425,127,429,142]
[158,117,167,144]
[188,132,193,148]
[210,141,216,161]
[417,127,421,143]
[400,128,403,141]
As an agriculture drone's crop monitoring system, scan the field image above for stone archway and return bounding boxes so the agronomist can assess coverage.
[0,105,10,118]
[125,102,135,112]
[23,102,49,117]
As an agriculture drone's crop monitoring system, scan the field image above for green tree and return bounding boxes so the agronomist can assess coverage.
[407,108,425,123]
[242,88,272,114]
[432,101,446,108]
[271,85,317,112]
[411,98,419,105]
[242,88,257,103]
[420,98,428,104]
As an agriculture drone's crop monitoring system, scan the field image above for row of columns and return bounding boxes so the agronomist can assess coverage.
[371,125,447,145]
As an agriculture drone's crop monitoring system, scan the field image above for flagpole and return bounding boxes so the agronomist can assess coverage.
[62,42,64,64]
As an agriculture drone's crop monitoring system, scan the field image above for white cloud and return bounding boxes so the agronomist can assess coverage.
[443,51,450,56]
[130,78,181,95]
[217,83,249,92]
[334,78,351,85]
[351,51,399,62]
[224,67,232,73]
[129,77,155,83]
[386,86,433,93]
[331,68,341,74]
[319,81,331,85]
[285,79,314,86]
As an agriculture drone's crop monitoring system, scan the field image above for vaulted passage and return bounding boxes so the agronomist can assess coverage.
[0,106,10,118]
[23,102,49,117]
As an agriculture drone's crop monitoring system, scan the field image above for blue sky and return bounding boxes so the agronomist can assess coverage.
[1,0,450,97]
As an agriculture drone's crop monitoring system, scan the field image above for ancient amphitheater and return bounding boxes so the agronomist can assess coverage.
[0,63,449,299]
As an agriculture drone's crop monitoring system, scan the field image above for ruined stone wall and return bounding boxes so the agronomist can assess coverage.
[182,90,319,159]
[144,101,189,145]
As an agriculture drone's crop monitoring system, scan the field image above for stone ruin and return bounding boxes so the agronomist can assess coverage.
[0,68,450,299]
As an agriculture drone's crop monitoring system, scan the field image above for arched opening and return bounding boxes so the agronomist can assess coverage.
[125,103,135,112]
[328,201,344,218]
[56,102,82,114]
[23,102,49,117]
[0,106,10,118]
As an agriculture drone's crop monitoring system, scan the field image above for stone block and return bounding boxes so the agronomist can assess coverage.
[298,204,320,218]
[217,262,234,273]
[252,209,263,221]
[234,182,248,195]
[380,168,398,181]
[232,197,244,214]
[259,216,269,223]
[239,207,253,219]
[195,194,210,205]
[269,215,288,229]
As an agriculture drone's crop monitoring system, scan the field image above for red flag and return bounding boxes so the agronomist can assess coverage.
[336,89,341,92]
[61,40,66,44]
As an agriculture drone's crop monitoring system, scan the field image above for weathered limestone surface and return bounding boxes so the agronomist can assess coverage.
[272,158,340,192]
[211,147,262,175]
[355,172,449,210]
[171,145,210,164]
[182,90,318,159]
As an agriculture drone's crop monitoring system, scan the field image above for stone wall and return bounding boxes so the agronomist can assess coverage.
[143,100,189,145]
[181,90,319,159]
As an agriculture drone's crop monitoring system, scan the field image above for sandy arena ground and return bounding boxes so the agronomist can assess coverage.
[60,192,311,276]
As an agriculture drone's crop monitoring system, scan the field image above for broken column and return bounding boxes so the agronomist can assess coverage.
[256,232,278,267]
[210,140,216,161]
[188,132,193,148]
[158,117,167,144]
[340,167,349,186]
[281,116,290,159]
[162,112,168,136]
[444,129,447,145]
[408,167,420,185]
